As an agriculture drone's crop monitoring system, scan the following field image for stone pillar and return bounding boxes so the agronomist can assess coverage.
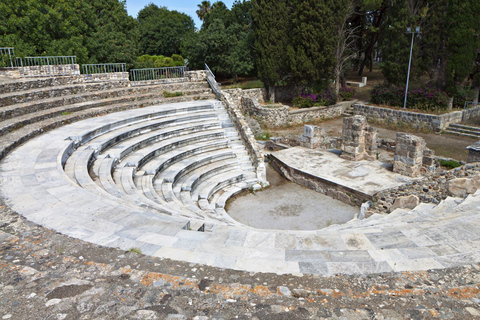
[341,115,377,161]
[300,125,328,149]
[393,133,426,177]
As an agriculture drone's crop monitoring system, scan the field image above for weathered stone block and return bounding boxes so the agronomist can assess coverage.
[393,133,426,177]
[340,115,377,161]
[390,195,420,212]
[447,174,480,197]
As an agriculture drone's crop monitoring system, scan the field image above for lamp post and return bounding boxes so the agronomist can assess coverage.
[404,26,421,109]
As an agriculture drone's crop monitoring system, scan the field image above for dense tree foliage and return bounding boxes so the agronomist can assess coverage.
[0,0,138,64]
[137,4,195,57]
[182,1,255,83]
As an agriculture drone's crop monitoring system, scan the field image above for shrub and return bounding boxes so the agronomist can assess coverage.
[255,131,271,140]
[453,85,475,109]
[292,87,337,108]
[135,54,185,69]
[338,87,355,101]
[370,83,449,111]
[292,96,314,108]
[438,159,461,169]
[163,91,183,98]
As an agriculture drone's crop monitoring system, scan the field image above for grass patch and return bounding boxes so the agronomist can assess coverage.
[61,111,72,116]
[223,79,264,90]
[128,247,142,254]
[163,90,183,98]
[255,131,271,141]
[438,159,461,169]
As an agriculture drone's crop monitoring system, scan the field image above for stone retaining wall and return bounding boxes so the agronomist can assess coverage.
[353,103,464,132]
[269,154,372,207]
[0,70,208,95]
[221,91,268,185]
[462,104,480,121]
[84,72,129,82]
[21,64,81,77]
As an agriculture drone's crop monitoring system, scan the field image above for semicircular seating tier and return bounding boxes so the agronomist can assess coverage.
[1,77,480,275]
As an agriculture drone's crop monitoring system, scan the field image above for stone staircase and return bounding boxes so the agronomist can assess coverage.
[445,123,480,138]
[0,76,214,159]
[343,105,354,116]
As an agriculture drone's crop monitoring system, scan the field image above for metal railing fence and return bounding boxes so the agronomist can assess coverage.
[205,63,222,100]
[20,56,78,77]
[0,47,20,68]
[82,63,127,81]
[130,66,186,86]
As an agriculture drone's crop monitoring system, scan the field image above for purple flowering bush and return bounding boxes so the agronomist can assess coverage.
[292,87,353,108]
[371,83,449,111]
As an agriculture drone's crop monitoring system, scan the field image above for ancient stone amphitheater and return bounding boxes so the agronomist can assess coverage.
[1,71,480,279]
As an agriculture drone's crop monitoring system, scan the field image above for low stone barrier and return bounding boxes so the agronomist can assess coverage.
[240,96,346,128]
[221,91,268,185]
[353,103,464,132]
[269,154,372,207]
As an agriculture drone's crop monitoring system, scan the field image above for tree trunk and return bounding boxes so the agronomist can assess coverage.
[474,86,479,104]
[233,73,238,84]
[334,67,341,99]
[447,96,454,110]
[269,85,276,103]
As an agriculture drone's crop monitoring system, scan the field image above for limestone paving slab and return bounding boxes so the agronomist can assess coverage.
[1,100,480,276]
[273,146,414,195]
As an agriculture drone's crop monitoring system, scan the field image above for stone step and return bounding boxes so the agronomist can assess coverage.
[449,123,480,132]
[0,92,216,142]
[97,120,222,161]
[0,95,214,162]
[0,75,88,94]
[87,111,220,153]
[0,80,210,108]
[1,87,212,121]
[120,129,227,170]
[193,170,247,202]
[445,127,480,137]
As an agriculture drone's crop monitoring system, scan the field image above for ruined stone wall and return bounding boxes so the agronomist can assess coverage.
[468,149,480,163]
[186,70,207,82]
[241,96,345,128]
[371,163,480,213]
[353,103,463,132]
[393,133,426,177]
[341,116,377,161]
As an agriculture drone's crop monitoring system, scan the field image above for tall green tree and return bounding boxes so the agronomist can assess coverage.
[437,0,480,109]
[137,4,195,56]
[286,0,339,89]
[251,0,290,102]
[0,0,138,64]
